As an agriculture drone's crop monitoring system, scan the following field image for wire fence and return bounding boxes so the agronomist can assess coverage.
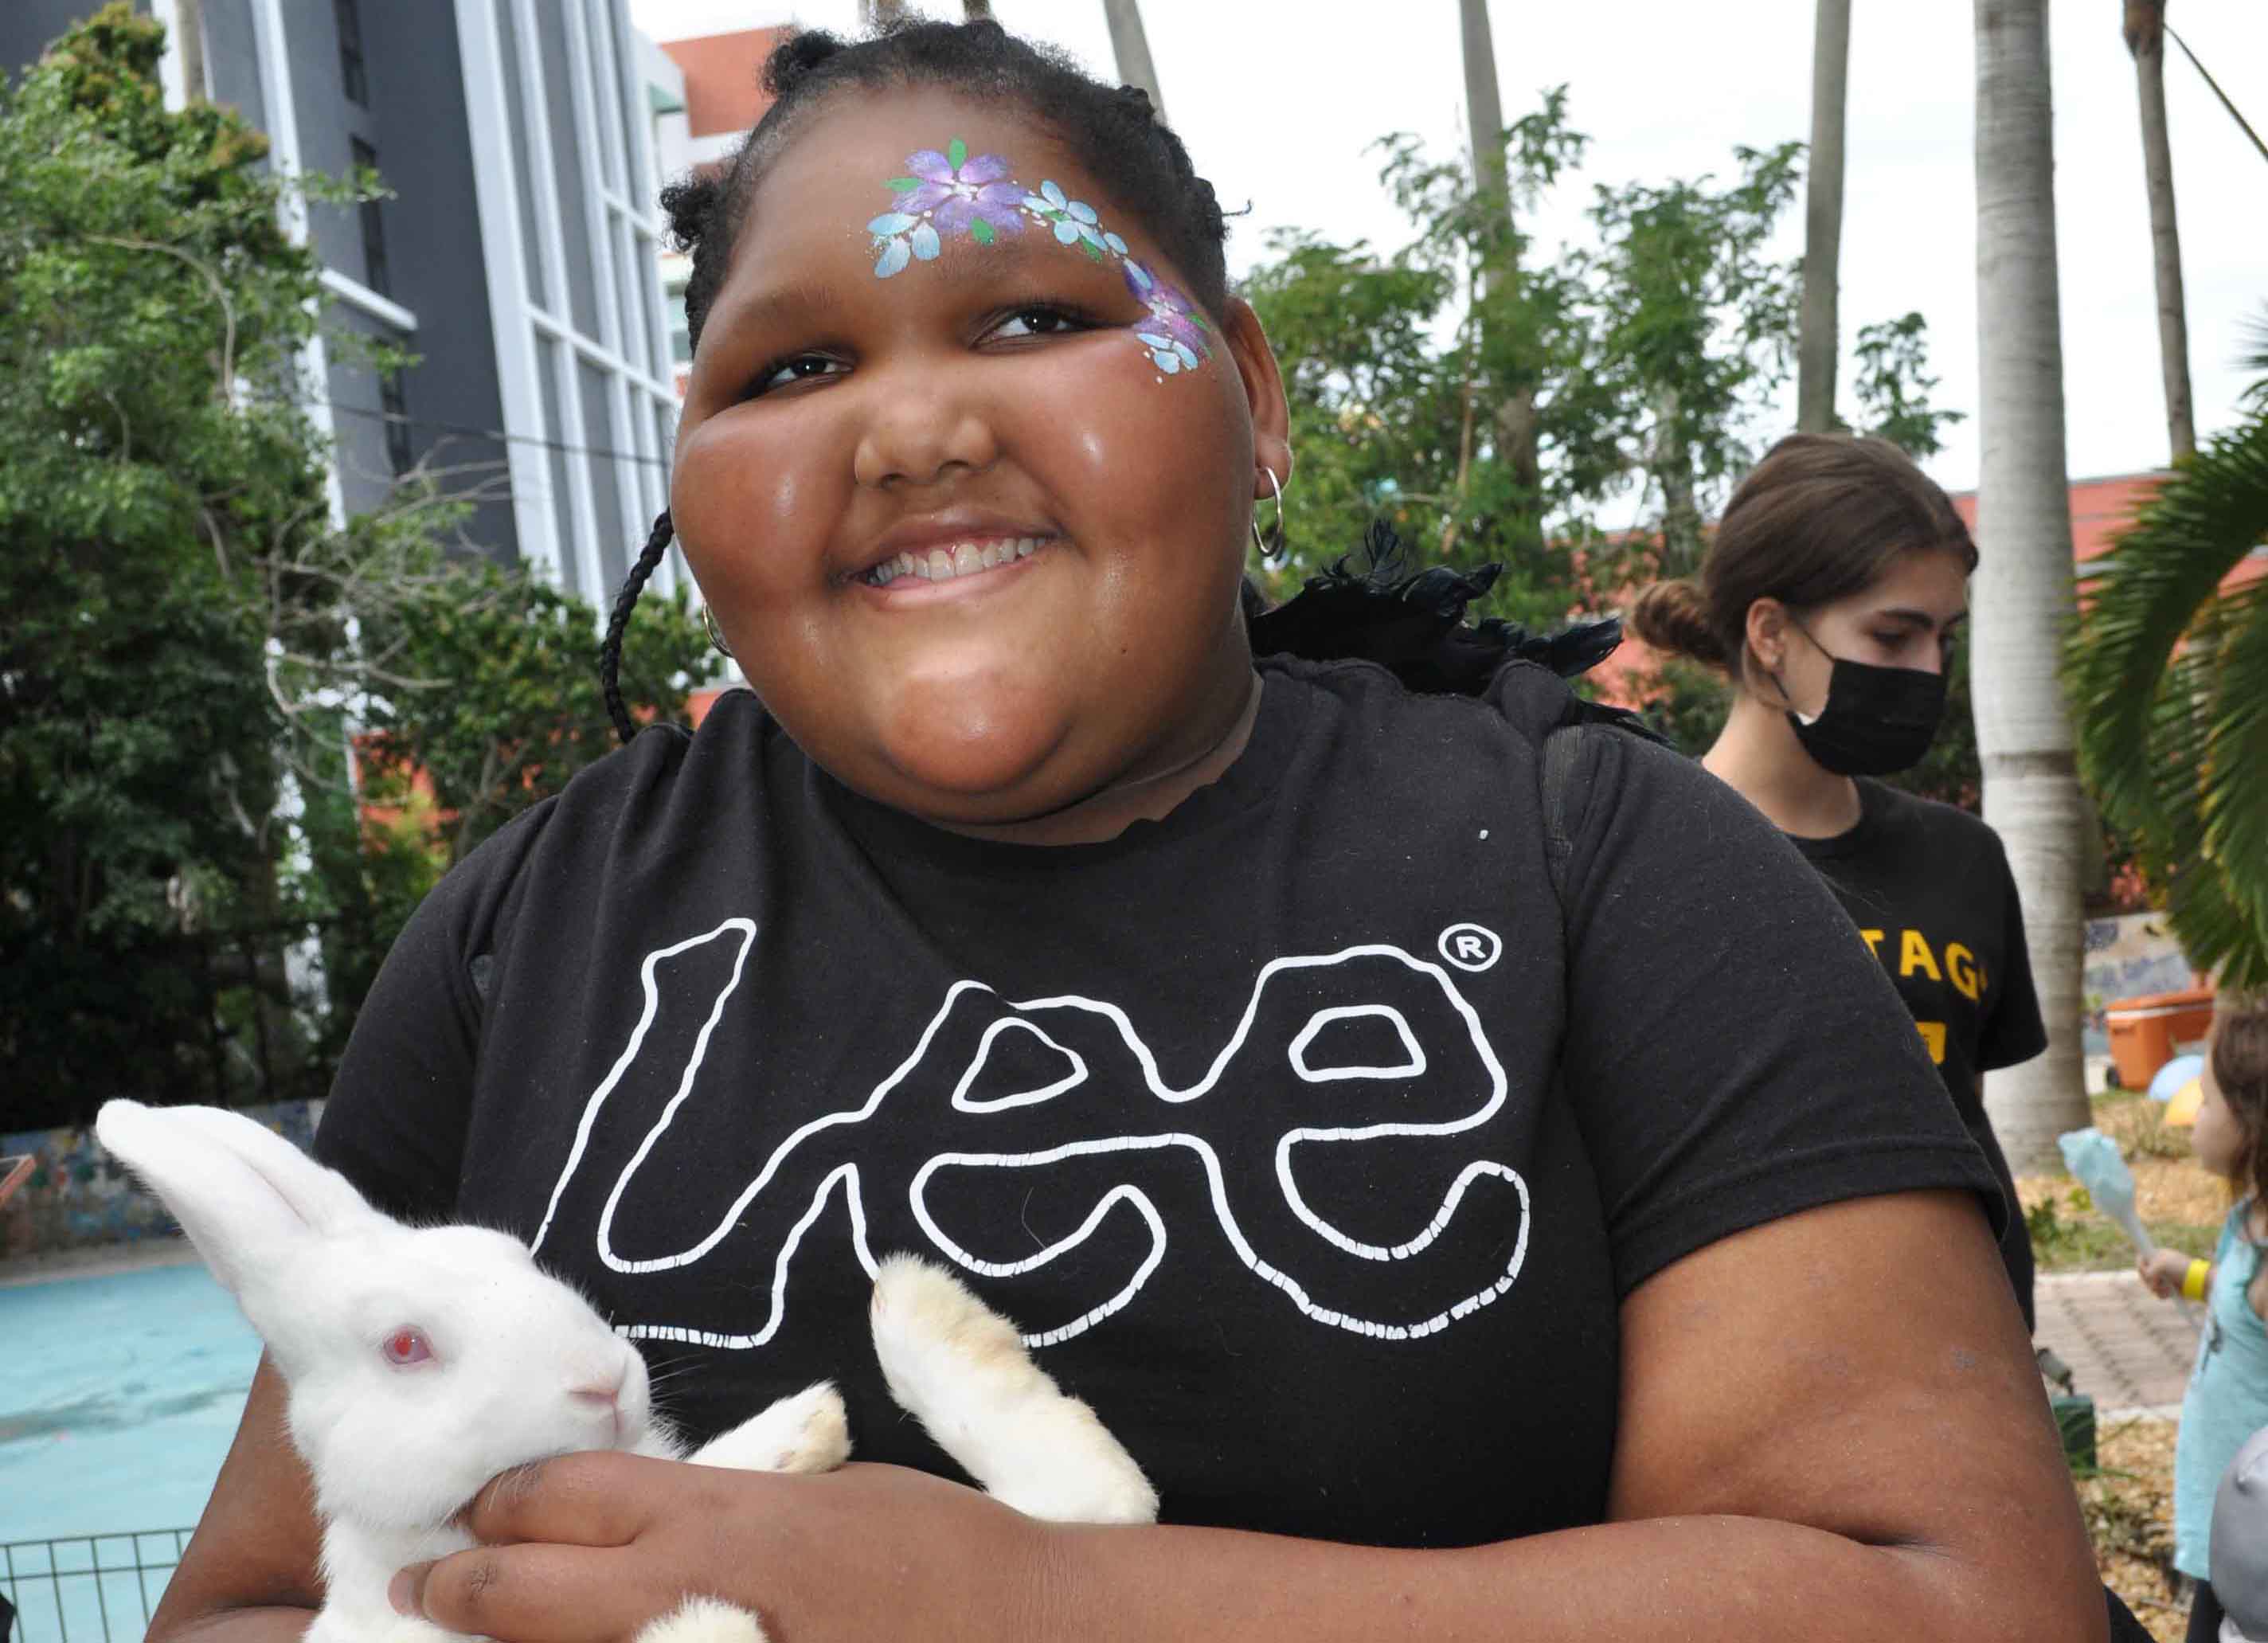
[0,1532,194,1643]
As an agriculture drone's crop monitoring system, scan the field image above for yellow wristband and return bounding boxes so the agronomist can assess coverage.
[2183,1258,2211,1302]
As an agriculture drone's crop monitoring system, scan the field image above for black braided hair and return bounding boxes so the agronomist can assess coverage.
[602,510,677,745]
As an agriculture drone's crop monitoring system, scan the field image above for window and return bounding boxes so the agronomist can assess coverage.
[380,369,413,475]
[667,289,691,363]
[351,137,389,296]
[335,0,367,105]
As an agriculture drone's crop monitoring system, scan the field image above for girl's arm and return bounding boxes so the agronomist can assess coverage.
[2140,1246,2211,1298]
[393,1188,2104,1643]
[144,1358,322,1641]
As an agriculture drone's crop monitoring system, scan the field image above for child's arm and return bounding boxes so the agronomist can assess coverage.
[2140,1247,2212,1300]
[391,1191,2107,1643]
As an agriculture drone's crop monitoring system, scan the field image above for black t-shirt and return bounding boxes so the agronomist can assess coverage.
[1789,778,2048,1331]
[316,656,1996,1550]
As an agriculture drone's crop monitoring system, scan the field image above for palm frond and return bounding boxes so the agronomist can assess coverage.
[2200,576,2268,959]
[2243,304,2268,410]
[2067,417,2268,836]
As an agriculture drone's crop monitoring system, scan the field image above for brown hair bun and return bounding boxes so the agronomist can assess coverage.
[1628,579,1728,669]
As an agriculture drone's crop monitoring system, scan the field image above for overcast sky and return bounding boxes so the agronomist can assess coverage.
[627,0,2267,503]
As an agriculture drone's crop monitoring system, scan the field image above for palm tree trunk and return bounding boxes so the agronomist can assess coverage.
[1797,0,1851,433]
[861,0,912,29]
[1973,0,2091,1172]
[963,0,994,16]
[2125,2,2195,460]
[1458,0,1538,497]
[1101,0,1166,123]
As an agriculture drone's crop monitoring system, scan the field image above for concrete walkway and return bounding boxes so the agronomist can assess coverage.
[2037,1269,2205,1418]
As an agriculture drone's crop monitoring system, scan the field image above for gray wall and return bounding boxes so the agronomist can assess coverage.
[0,1,140,84]
[355,0,515,559]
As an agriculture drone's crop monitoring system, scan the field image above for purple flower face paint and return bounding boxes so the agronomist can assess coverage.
[869,138,1211,380]
[1124,259,1214,375]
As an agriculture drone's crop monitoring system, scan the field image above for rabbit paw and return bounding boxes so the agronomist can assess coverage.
[632,1594,769,1643]
[870,1254,1158,1525]
[687,1381,849,1475]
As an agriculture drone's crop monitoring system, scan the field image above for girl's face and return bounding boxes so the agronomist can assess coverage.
[1749,547,1969,720]
[2195,1040,2253,1183]
[672,88,1290,829]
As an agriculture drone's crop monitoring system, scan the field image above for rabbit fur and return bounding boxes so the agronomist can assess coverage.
[95,1099,1156,1643]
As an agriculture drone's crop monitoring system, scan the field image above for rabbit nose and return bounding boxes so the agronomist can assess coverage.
[569,1366,626,1409]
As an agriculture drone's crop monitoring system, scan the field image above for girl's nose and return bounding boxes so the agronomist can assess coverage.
[853,381,1001,490]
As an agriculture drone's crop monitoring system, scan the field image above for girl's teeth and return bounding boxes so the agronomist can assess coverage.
[865,538,1048,585]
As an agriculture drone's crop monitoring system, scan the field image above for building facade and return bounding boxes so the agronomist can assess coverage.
[651,26,789,397]
[2,0,690,605]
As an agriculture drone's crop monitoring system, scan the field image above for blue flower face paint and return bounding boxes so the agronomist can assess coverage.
[869,138,1210,379]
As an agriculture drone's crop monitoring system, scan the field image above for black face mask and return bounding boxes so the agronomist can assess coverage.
[1774,625,1948,777]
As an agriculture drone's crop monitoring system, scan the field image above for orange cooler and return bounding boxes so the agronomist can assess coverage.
[2106,985,2216,1091]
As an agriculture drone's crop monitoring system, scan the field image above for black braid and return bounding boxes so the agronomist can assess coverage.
[601,509,676,745]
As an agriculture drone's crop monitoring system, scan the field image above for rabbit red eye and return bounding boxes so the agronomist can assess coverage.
[382,1328,433,1366]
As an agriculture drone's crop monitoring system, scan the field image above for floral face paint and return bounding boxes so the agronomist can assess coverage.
[866,137,1212,379]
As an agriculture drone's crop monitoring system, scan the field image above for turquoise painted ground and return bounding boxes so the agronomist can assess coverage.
[0,1259,260,1640]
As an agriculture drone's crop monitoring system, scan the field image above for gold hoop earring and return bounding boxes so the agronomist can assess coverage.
[1250,466,1288,561]
[702,604,734,659]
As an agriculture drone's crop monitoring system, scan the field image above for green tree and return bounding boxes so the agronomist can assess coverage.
[0,9,711,1126]
[1245,96,1962,608]
[0,6,376,1121]
[358,568,713,870]
[2068,313,2268,990]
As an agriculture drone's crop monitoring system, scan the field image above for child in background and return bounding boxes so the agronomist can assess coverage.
[2141,998,2268,1642]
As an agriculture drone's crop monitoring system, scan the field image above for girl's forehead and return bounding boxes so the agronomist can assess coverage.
[745,88,1105,237]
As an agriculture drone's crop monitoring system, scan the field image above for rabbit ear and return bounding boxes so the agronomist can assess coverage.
[95,1100,381,1299]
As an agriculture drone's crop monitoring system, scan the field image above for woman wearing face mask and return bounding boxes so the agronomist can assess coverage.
[1629,432,2046,1335]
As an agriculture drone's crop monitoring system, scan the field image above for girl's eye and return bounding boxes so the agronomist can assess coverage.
[991,306,1089,341]
[749,354,847,397]
[381,1326,434,1366]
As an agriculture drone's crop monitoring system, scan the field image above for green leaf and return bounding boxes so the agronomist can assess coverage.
[948,137,967,170]
[1082,239,1102,261]
[886,177,921,193]
[970,218,995,245]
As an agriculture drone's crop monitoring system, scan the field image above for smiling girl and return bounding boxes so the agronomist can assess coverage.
[148,24,2102,1643]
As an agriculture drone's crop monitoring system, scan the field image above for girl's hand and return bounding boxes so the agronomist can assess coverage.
[389,1453,1054,1643]
[2137,1248,2193,1299]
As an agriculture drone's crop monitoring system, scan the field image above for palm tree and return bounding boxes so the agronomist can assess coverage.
[2125,1,2195,460]
[1457,0,1539,496]
[2069,318,2268,993]
[1797,0,1851,434]
[964,0,994,15]
[1101,0,1166,122]
[861,0,912,27]
[1972,0,2090,1171]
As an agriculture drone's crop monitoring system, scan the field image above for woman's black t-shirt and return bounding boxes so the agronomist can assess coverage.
[315,656,1998,1549]
[1789,779,2049,1331]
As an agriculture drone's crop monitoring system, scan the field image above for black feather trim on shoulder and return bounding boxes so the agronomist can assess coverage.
[1245,519,1623,695]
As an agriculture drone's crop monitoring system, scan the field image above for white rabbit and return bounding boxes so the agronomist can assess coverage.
[94,1099,1156,1643]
